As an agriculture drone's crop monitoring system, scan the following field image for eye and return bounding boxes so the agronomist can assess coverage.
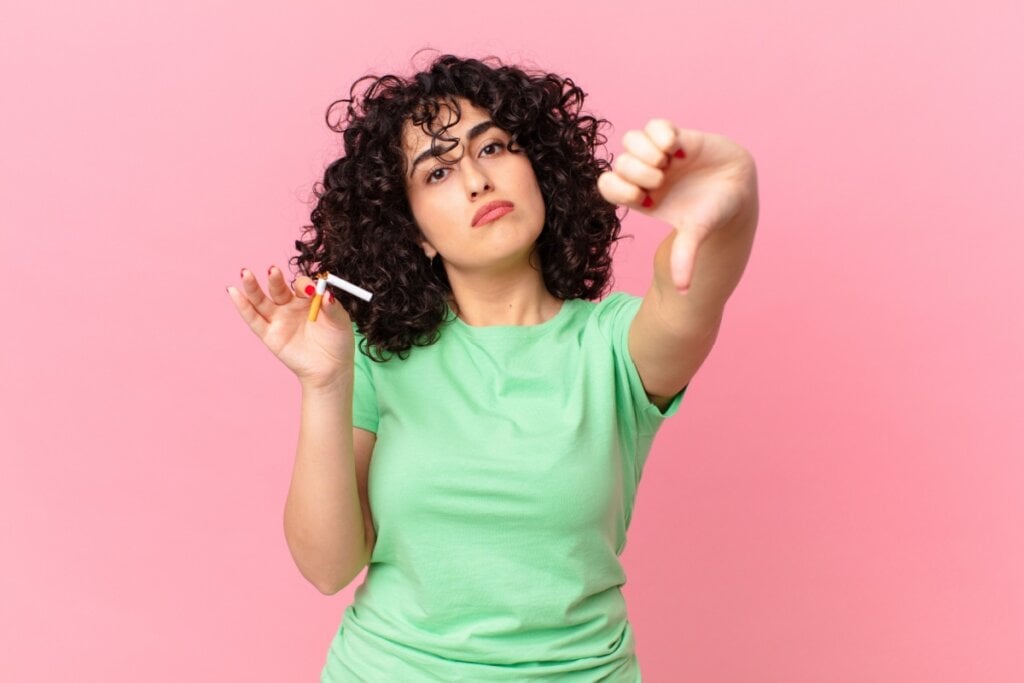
[424,140,508,185]
[480,141,504,156]
[425,165,453,184]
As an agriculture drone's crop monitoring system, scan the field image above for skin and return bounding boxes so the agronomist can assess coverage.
[598,119,759,409]
[403,97,562,327]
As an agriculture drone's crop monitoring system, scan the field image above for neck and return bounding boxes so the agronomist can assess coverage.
[444,259,562,327]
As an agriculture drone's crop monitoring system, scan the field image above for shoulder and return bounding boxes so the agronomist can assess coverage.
[580,291,644,336]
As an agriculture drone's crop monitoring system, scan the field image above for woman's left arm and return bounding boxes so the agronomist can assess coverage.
[597,121,760,409]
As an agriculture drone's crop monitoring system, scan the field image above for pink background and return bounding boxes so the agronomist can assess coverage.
[3,0,1021,681]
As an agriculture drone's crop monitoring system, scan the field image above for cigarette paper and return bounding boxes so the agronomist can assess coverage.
[325,274,373,302]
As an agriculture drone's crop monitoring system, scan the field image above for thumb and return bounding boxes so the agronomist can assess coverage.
[670,228,701,294]
[321,289,353,325]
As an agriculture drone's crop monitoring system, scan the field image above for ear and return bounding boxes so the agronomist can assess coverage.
[420,238,438,260]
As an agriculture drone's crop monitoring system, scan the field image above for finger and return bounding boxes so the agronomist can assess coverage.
[293,274,331,322]
[622,129,668,168]
[598,170,646,207]
[667,126,704,162]
[292,275,316,298]
[643,119,680,156]
[321,289,353,324]
[226,285,269,337]
[239,267,276,319]
[611,153,664,192]
[670,229,701,293]
[266,265,293,306]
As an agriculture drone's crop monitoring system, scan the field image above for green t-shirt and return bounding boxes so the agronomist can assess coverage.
[322,292,686,682]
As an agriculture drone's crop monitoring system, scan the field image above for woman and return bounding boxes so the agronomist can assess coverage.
[227,54,758,681]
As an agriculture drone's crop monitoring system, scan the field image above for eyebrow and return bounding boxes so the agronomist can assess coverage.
[408,120,498,179]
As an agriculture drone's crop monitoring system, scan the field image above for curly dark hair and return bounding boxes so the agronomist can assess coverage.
[291,52,625,361]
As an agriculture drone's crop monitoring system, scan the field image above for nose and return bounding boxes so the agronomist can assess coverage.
[462,158,492,198]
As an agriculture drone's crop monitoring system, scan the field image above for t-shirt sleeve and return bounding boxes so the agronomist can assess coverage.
[352,327,380,433]
[593,292,688,490]
[594,291,687,434]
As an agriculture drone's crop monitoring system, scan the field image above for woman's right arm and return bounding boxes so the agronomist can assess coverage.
[285,377,376,595]
[227,266,373,595]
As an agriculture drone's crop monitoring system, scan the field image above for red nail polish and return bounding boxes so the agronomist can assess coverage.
[642,194,653,208]
[240,268,246,278]
[268,266,275,276]
[674,149,686,159]
[305,285,315,296]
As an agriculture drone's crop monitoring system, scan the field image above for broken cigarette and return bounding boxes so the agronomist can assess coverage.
[307,272,373,322]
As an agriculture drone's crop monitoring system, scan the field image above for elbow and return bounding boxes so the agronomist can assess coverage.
[314,578,345,596]
[307,547,371,596]
[283,519,371,597]
[312,560,367,596]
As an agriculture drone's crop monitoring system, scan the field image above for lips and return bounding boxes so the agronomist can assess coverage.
[472,200,514,227]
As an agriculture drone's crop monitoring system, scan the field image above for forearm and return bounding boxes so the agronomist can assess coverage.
[283,373,368,594]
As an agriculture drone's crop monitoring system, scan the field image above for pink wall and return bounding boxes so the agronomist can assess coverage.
[3,1,1021,681]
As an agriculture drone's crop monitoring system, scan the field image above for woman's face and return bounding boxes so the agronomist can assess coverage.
[402,98,546,275]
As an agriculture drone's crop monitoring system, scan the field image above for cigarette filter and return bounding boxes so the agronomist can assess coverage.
[307,275,329,322]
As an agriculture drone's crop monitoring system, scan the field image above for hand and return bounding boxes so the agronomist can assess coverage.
[598,120,756,292]
[226,266,355,388]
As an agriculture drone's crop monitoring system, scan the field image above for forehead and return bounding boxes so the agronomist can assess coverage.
[401,97,492,157]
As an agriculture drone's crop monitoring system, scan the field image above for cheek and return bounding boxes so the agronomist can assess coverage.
[408,195,440,230]
[527,174,546,217]
[409,196,456,246]
[514,164,544,207]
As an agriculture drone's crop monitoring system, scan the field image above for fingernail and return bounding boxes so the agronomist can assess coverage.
[268,265,275,276]
[305,285,315,296]
[240,268,246,279]
[642,194,653,208]
[674,149,686,159]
